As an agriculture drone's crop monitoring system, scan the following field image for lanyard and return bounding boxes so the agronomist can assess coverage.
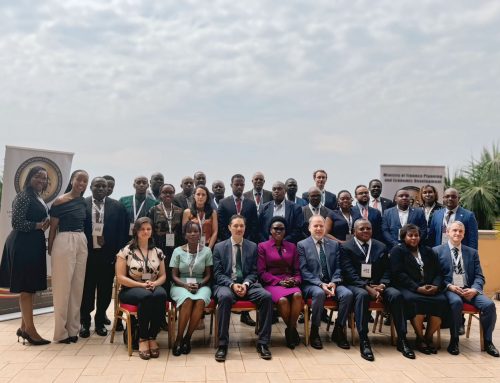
[213,197,219,209]
[92,199,105,224]
[451,249,462,269]
[161,203,173,233]
[308,204,321,216]
[188,244,199,277]
[36,194,49,216]
[137,248,150,273]
[197,211,206,229]
[340,210,353,232]
[424,203,435,222]
[133,197,146,221]
[354,238,372,263]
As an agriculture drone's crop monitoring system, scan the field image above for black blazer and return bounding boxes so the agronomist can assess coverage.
[84,197,129,263]
[243,189,273,206]
[172,192,193,210]
[379,197,395,212]
[389,244,442,292]
[302,190,337,210]
[258,200,304,244]
[217,196,259,243]
[341,238,390,288]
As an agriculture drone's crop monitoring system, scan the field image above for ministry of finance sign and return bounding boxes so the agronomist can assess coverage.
[379,165,446,205]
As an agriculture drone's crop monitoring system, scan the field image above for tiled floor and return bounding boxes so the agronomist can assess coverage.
[0,301,499,382]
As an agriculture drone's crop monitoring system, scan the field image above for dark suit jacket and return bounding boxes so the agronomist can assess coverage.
[389,244,442,292]
[84,197,129,263]
[382,206,427,248]
[243,189,272,212]
[352,204,383,242]
[302,205,332,239]
[341,238,390,288]
[376,197,395,212]
[434,244,485,293]
[217,196,259,242]
[258,200,304,244]
[213,238,258,287]
[298,236,343,286]
[428,207,478,249]
[302,189,337,210]
[172,192,193,211]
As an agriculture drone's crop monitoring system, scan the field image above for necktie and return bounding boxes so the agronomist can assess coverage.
[235,244,243,283]
[95,200,105,247]
[452,247,463,274]
[362,242,369,256]
[445,210,453,225]
[235,198,242,214]
[318,240,329,282]
[255,192,261,205]
[373,199,379,210]
[363,207,368,219]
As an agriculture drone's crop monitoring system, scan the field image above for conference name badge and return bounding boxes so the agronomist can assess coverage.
[186,278,197,284]
[361,264,372,278]
[129,223,134,236]
[453,273,465,288]
[92,223,104,236]
[165,233,175,247]
[142,273,152,281]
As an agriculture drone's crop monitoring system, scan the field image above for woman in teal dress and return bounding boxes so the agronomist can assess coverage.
[170,220,213,356]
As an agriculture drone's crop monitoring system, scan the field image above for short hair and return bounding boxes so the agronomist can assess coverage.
[103,175,115,181]
[368,179,382,187]
[399,223,420,241]
[128,217,155,250]
[354,184,368,194]
[353,218,371,230]
[183,220,201,237]
[229,214,246,225]
[91,176,106,185]
[23,166,48,192]
[420,184,439,200]
[159,183,176,193]
[336,189,351,199]
[447,220,465,231]
[308,215,326,224]
[268,216,287,234]
[231,174,245,183]
[313,169,327,178]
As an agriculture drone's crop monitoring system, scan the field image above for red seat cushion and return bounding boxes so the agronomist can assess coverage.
[119,303,138,313]
[232,301,257,309]
[463,303,479,313]
[306,298,338,309]
[206,299,216,309]
[369,301,385,310]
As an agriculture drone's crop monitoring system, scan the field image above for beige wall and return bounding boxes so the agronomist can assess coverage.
[478,230,500,296]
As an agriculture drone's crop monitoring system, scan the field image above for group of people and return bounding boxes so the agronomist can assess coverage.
[0,167,497,363]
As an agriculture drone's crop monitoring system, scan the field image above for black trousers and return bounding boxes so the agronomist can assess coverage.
[119,286,167,340]
[80,250,115,327]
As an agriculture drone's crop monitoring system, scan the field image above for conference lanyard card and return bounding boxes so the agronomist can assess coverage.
[345,234,354,241]
[129,223,134,236]
[186,277,197,284]
[142,273,152,281]
[165,233,175,247]
[361,264,372,278]
[92,223,104,236]
[453,273,465,288]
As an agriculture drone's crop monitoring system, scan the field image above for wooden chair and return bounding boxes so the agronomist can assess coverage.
[463,303,484,351]
[213,300,259,348]
[351,301,396,345]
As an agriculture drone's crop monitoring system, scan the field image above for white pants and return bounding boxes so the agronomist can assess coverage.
[51,231,88,341]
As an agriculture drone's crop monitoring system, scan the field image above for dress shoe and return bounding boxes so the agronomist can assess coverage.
[292,327,300,346]
[103,315,111,326]
[256,343,272,360]
[95,326,108,337]
[359,339,375,361]
[215,345,228,362]
[115,320,124,332]
[69,336,78,343]
[397,338,415,359]
[22,331,51,346]
[331,325,350,349]
[181,338,192,354]
[172,342,182,357]
[485,342,500,357]
[16,328,25,343]
[447,338,460,355]
[240,312,256,326]
[416,338,431,355]
[58,337,71,344]
[79,325,90,338]
[284,328,295,349]
[310,326,323,349]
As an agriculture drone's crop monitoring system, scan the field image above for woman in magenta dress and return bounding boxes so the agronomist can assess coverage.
[257,216,302,349]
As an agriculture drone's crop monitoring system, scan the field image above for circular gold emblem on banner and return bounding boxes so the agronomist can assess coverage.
[14,157,63,203]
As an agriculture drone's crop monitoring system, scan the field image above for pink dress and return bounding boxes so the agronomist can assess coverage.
[257,239,302,303]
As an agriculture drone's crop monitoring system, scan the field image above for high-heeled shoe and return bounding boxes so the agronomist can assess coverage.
[16,328,25,343]
[24,332,51,346]
[181,338,191,355]
[172,341,182,357]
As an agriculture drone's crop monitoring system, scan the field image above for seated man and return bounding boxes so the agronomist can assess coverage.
[213,215,273,361]
[298,215,353,349]
[435,221,499,357]
[341,219,415,361]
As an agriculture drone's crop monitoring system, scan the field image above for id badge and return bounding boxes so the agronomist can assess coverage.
[200,235,206,245]
[165,233,175,247]
[129,223,134,236]
[453,273,465,287]
[441,233,449,245]
[345,234,354,241]
[361,263,372,278]
[92,222,104,236]
[398,229,401,240]
[186,277,197,284]
[142,273,152,281]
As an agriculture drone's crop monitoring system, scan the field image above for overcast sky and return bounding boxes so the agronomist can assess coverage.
[1,0,499,199]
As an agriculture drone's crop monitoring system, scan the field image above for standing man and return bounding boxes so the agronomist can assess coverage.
[298,216,353,349]
[193,171,207,187]
[382,189,427,249]
[285,178,307,207]
[81,177,128,338]
[173,176,194,210]
[148,172,164,200]
[352,185,383,242]
[302,187,332,239]
[243,172,272,213]
[341,219,415,360]
[435,221,498,357]
[211,180,225,210]
[428,188,478,249]
[368,179,395,213]
[213,215,273,361]
[119,176,158,237]
[102,175,115,197]
[302,169,337,210]
[259,181,304,244]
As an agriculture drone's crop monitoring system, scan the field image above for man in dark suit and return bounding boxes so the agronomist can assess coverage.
[302,187,332,239]
[285,178,307,207]
[172,176,194,210]
[259,181,304,244]
[353,185,383,242]
[368,179,395,213]
[218,174,260,326]
[341,219,415,360]
[102,175,115,197]
[435,221,498,357]
[148,172,164,200]
[243,171,272,213]
[302,169,337,210]
[382,189,427,248]
[81,177,128,337]
[210,180,225,210]
[213,215,273,361]
[428,188,478,249]
[298,215,353,349]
